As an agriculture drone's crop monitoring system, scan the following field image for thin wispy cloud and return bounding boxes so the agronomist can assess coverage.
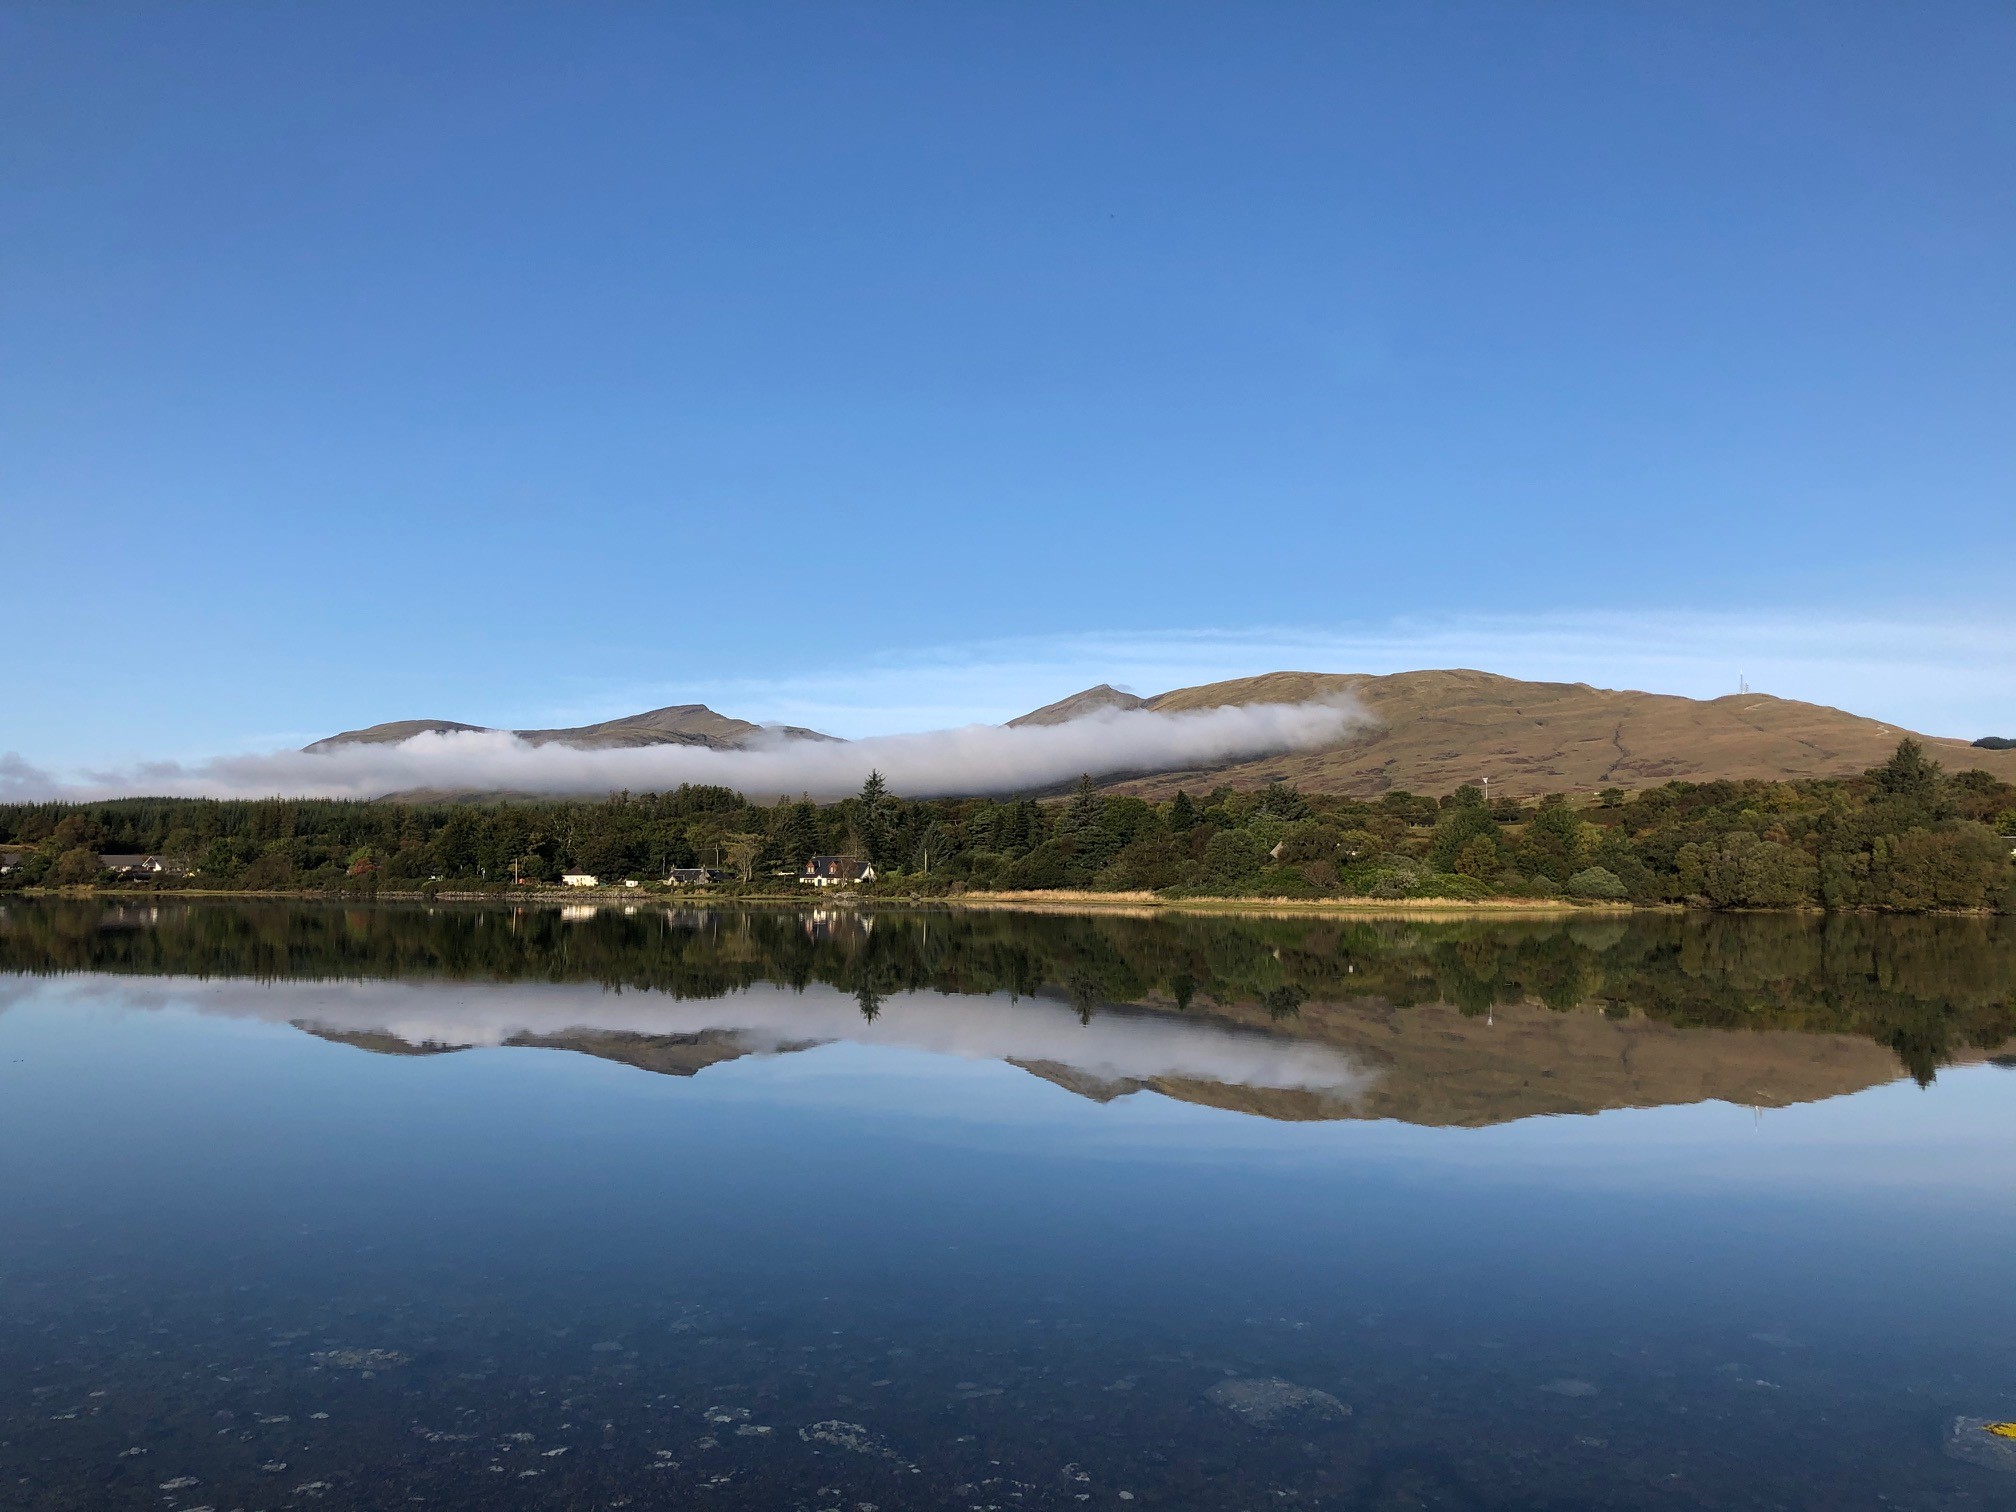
[590,609,2016,742]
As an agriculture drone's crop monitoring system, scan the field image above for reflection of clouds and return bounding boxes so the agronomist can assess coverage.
[13,974,1372,1096]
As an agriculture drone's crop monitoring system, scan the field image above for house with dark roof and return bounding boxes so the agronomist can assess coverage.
[801,855,876,887]
[666,867,727,886]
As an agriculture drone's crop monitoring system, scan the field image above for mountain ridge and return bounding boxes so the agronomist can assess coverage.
[300,994,1957,1129]
[305,670,2016,798]
[1063,668,2016,796]
[306,703,837,754]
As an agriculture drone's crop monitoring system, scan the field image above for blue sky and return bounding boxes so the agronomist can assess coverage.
[3,2,2012,768]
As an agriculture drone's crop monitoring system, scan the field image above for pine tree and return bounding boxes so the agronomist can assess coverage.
[1874,739,1941,802]
[1060,775,1103,834]
[773,802,821,867]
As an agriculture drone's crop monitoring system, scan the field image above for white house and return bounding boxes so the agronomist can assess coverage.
[800,855,876,887]
[561,873,599,888]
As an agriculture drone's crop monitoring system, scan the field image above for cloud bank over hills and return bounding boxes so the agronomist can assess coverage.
[0,697,1367,803]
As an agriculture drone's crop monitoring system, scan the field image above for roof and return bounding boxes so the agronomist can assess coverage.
[803,855,873,878]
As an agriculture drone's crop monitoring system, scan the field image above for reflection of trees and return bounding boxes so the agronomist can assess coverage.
[1262,984,1307,1021]
[1065,972,1104,1026]
[3,900,2013,1081]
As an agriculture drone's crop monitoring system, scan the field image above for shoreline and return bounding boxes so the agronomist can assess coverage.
[7,883,1656,917]
[924,889,1638,917]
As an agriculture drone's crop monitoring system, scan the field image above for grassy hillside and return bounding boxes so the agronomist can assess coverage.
[1110,669,2016,797]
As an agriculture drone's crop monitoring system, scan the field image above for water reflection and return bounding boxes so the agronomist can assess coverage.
[5,901,2016,1510]
[4,899,2011,1124]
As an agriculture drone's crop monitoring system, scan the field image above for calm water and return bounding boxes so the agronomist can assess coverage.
[2,901,2014,1511]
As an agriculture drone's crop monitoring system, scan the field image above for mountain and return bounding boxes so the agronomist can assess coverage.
[1014,669,2016,798]
[305,703,836,753]
[308,668,2016,799]
[1006,684,1150,726]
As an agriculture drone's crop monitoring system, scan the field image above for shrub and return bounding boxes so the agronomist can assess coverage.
[1409,872,1496,901]
[1335,828,1385,863]
[1565,866,1628,900]
[46,847,103,886]
[238,853,296,891]
[1676,834,1818,908]
[1453,835,1502,877]
[1875,823,2010,911]
[1273,819,1345,865]
[1247,865,1325,897]
[1201,828,1269,885]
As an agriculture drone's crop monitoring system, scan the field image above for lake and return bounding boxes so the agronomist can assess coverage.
[2,899,2013,1510]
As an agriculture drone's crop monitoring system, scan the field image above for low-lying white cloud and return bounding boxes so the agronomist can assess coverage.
[0,698,1368,802]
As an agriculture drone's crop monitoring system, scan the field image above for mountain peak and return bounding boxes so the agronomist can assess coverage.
[1007,684,1150,727]
[306,703,837,753]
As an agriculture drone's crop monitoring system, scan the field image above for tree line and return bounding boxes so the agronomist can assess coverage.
[2,740,2011,913]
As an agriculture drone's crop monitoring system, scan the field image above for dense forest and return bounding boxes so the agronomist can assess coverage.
[2,740,2012,913]
[3,902,2011,1085]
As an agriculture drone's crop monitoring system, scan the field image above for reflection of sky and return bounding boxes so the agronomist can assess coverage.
[1,974,2010,1199]
[4,977,2015,1505]
[1,978,2013,1367]
[0,973,1372,1098]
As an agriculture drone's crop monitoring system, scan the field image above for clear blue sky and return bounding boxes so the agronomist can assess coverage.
[4,2,2012,766]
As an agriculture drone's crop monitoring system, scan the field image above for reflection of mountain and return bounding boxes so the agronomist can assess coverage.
[301,1023,788,1077]
[307,1027,465,1058]
[7,899,2012,1118]
[1015,998,1922,1125]
[294,986,1943,1127]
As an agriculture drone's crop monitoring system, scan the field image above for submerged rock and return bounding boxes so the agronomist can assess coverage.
[310,1348,409,1370]
[1204,1377,1351,1429]
[1945,1418,2016,1475]
[1539,1378,1599,1398]
[801,1420,895,1457]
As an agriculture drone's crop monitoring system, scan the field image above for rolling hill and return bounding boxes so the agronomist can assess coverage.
[1023,669,2016,798]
